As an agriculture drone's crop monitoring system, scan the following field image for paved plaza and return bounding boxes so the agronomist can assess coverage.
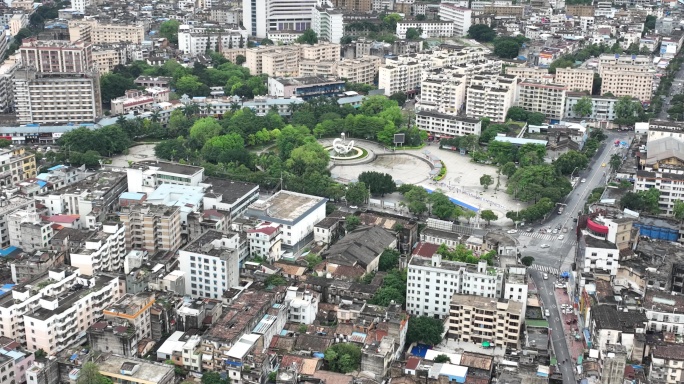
[331,154,432,185]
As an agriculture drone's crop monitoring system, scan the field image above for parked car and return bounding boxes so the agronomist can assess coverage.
[540,244,550,248]
[507,229,518,234]
[557,235,565,240]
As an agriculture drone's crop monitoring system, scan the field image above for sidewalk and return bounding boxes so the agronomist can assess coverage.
[553,282,584,361]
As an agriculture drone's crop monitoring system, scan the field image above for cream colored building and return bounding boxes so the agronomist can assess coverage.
[69,20,145,44]
[466,74,518,122]
[505,66,553,82]
[378,56,422,96]
[555,67,594,93]
[119,204,182,253]
[337,56,381,85]
[517,80,567,120]
[92,45,126,74]
[246,43,340,77]
[599,64,654,102]
[448,294,523,349]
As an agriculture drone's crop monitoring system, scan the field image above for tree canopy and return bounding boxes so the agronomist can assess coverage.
[76,363,112,384]
[296,29,319,45]
[324,343,362,373]
[159,19,181,44]
[468,24,496,42]
[358,171,396,196]
[407,316,444,345]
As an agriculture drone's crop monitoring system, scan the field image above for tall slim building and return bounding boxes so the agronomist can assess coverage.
[243,0,318,38]
[119,204,182,253]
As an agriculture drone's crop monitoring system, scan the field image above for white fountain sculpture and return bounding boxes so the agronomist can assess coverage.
[332,138,355,155]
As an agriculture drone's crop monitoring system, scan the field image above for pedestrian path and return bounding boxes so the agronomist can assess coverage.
[531,264,560,275]
[520,231,578,246]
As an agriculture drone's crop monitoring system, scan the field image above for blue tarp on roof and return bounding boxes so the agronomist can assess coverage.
[411,344,431,357]
[0,247,18,257]
[48,165,65,171]
[35,180,47,188]
[70,353,78,361]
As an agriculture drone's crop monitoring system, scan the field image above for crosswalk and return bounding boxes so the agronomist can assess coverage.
[531,264,560,275]
[519,231,577,246]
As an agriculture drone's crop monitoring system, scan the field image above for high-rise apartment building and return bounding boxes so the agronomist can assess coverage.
[178,230,241,299]
[14,38,101,125]
[517,80,566,120]
[14,68,102,125]
[416,111,482,139]
[598,54,654,102]
[554,67,594,93]
[466,74,518,122]
[0,195,34,248]
[438,4,472,36]
[243,0,318,38]
[418,69,467,114]
[7,207,52,252]
[406,254,504,319]
[119,204,182,252]
[19,38,92,73]
[447,294,523,349]
[504,66,553,82]
[312,6,344,44]
[178,25,249,57]
[378,56,422,96]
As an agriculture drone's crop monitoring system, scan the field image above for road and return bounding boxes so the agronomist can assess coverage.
[659,59,684,120]
[530,269,576,384]
[513,130,630,273]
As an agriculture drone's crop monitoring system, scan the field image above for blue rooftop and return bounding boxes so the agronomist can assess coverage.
[120,192,146,201]
[0,246,18,257]
[48,164,65,171]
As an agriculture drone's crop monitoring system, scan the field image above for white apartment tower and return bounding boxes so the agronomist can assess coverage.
[466,74,518,122]
[312,6,344,44]
[407,254,504,319]
[517,81,566,120]
[69,223,127,275]
[438,4,472,36]
[178,230,241,299]
[243,0,318,38]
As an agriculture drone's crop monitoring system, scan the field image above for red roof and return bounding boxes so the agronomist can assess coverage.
[587,219,609,235]
[47,214,80,224]
[406,356,421,370]
[412,242,440,258]
[248,225,279,235]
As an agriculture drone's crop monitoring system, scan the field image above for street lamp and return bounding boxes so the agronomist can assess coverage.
[515,203,521,229]
[569,166,579,183]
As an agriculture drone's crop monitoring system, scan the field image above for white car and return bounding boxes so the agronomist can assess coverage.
[349,205,358,209]
[552,229,559,234]
[581,178,586,183]
[507,229,518,234]
[543,273,549,280]
[557,235,565,240]
[540,244,550,249]
[545,309,550,317]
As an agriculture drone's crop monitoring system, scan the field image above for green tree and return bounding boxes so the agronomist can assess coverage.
[76,362,112,384]
[201,371,230,384]
[34,349,47,359]
[370,269,406,305]
[521,256,535,266]
[202,133,245,163]
[265,274,288,286]
[324,343,362,373]
[0,138,11,148]
[493,39,521,59]
[345,182,369,206]
[100,73,135,105]
[614,96,638,127]
[236,55,246,65]
[468,24,496,42]
[358,171,396,196]
[378,248,400,271]
[500,162,517,177]
[389,91,408,106]
[296,29,319,45]
[480,209,498,225]
[406,28,421,39]
[506,106,528,121]
[554,150,589,175]
[175,75,207,96]
[190,117,222,146]
[434,354,451,363]
[159,19,181,44]
[480,174,493,190]
[345,215,361,231]
[527,112,545,125]
[609,153,622,171]
[305,254,322,268]
[383,13,402,30]
[573,96,593,117]
[407,316,444,345]
[674,200,684,221]
[260,38,274,45]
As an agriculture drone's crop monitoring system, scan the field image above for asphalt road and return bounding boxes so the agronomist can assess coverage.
[513,130,630,273]
[659,60,684,120]
[530,269,576,383]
